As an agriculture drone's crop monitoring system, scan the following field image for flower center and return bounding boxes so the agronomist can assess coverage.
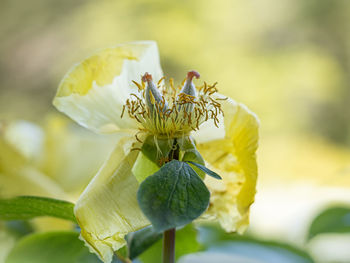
[121,71,226,137]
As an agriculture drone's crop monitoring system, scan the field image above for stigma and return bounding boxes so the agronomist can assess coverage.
[122,70,223,137]
[181,70,200,97]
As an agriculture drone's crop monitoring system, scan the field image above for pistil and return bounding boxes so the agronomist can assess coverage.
[180,70,200,97]
[143,73,168,114]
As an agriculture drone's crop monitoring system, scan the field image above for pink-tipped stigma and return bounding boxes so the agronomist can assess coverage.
[142,72,153,82]
[187,70,200,81]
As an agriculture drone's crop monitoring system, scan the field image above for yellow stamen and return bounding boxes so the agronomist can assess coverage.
[157,76,166,86]
[121,105,126,118]
[121,72,223,136]
[132,80,144,91]
[149,90,156,104]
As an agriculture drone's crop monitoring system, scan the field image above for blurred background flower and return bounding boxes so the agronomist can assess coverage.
[1,0,350,262]
[0,116,116,261]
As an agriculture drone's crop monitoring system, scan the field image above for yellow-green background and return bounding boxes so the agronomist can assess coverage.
[1,0,350,262]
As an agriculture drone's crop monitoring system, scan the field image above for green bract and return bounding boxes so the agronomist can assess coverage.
[132,136,174,182]
[179,137,206,179]
[141,136,174,166]
[137,160,210,232]
[186,161,222,180]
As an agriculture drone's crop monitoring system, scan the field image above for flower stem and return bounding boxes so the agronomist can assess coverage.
[162,139,179,263]
[163,228,176,263]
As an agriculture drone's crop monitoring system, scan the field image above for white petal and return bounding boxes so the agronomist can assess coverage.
[193,96,240,143]
[53,41,163,134]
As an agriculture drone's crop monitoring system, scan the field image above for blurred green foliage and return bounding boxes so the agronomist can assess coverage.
[139,224,202,263]
[307,205,350,240]
[5,231,100,263]
[1,0,350,145]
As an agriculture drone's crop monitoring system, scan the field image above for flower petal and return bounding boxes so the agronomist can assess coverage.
[196,98,259,234]
[0,132,66,199]
[40,114,119,194]
[74,137,150,263]
[53,41,163,134]
[0,223,17,263]
[3,120,44,161]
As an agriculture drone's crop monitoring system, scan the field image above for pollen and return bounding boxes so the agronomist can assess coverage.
[122,71,223,137]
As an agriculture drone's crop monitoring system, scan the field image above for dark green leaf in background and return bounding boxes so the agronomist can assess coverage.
[137,160,210,232]
[0,196,76,223]
[127,226,162,259]
[307,206,350,240]
[192,225,314,263]
[5,231,101,263]
[139,224,202,263]
[5,220,34,238]
[178,248,313,263]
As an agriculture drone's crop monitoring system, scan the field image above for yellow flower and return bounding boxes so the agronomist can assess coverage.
[0,120,65,199]
[0,117,118,260]
[0,120,73,259]
[53,41,259,262]
[38,115,117,195]
[0,117,115,198]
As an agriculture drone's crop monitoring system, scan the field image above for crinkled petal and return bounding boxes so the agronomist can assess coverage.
[74,137,150,263]
[53,41,163,134]
[196,98,259,234]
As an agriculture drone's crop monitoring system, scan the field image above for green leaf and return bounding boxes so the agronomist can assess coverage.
[139,224,202,263]
[5,231,101,263]
[179,248,313,263]
[206,241,314,263]
[127,226,162,259]
[137,160,210,232]
[186,161,221,180]
[0,196,76,223]
[115,246,129,262]
[307,206,350,240]
[195,225,314,263]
